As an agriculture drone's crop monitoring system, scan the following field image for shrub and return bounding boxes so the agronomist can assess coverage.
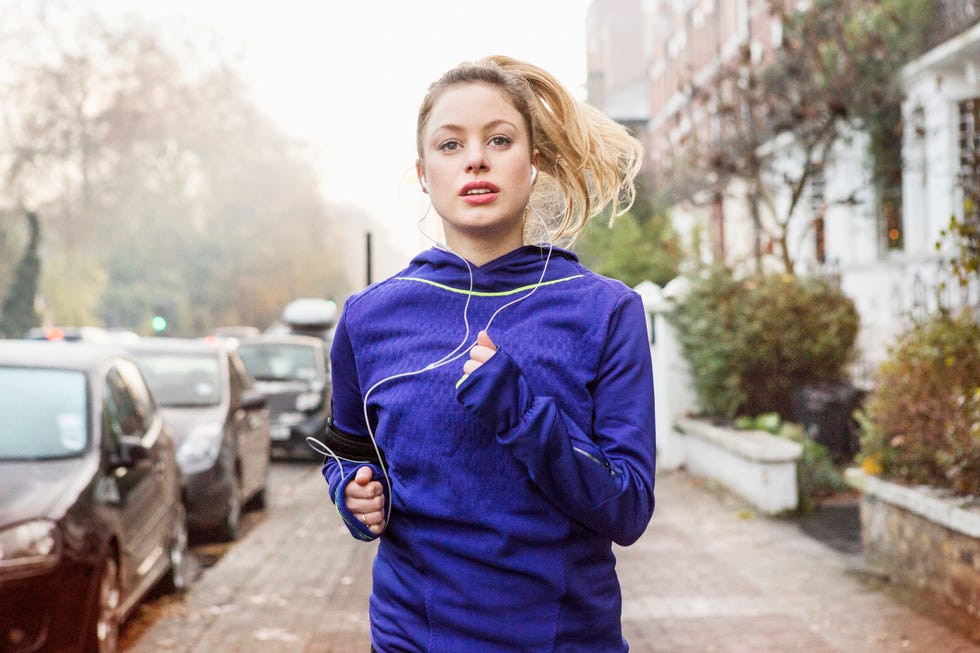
[668,266,860,421]
[857,309,980,496]
[735,412,848,512]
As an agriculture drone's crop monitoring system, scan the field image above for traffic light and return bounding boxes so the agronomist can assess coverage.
[151,315,167,332]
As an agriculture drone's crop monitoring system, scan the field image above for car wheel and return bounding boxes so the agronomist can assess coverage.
[247,462,270,511]
[86,555,120,653]
[161,503,191,593]
[214,473,242,542]
[248,484,268,511]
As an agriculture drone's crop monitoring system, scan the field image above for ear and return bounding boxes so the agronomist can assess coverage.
[416,160,428,194]
[531,150,540,179]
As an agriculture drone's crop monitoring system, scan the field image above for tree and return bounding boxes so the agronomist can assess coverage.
[576,178,682,288]
[668,0,934,275]
[0,5,352,333]
[0,211,41,337]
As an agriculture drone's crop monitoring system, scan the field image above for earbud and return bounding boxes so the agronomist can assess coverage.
[530,165,537,185]
[420,176,429,193]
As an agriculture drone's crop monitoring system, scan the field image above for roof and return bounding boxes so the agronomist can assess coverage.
[121,337,230,356]
[0,340,130,371]
[281,298,337,327]
[237,334,325,348]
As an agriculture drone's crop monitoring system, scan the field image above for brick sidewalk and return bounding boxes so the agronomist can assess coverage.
[124,466,979,652]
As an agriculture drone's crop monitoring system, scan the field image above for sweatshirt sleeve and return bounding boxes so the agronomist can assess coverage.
[456,292,656,546]
[320,307,387,542]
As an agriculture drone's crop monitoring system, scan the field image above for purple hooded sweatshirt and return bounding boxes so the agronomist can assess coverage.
[322,244,656,652]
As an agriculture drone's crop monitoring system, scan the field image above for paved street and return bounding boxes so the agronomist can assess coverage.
[122,463,980,653]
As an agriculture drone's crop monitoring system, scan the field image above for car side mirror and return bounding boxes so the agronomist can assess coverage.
[115,434,151,466]
[239,389,267,411]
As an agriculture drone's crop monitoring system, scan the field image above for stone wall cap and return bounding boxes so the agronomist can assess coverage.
[676,417,803,462]
[845,468,980,539]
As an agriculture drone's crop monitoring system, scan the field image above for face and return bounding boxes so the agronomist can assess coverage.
[417,82,537,255]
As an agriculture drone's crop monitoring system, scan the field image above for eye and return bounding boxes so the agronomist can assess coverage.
[488,135,512,147]
[437,139,461,152]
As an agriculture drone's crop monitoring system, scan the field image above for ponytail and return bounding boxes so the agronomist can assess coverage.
[417,55,644,245]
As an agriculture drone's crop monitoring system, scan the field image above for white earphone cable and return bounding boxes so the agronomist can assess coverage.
[308,193,557,530]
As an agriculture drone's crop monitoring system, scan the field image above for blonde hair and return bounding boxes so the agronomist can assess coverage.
[416,55,644,245]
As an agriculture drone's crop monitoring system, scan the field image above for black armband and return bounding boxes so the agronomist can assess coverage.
[321,418,387,469]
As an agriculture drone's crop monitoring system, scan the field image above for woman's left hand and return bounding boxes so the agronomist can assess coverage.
[463,330,497,376]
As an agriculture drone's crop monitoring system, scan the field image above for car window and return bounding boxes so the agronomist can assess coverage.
[238,343,323,382]
[0,367,88,459]
[134,352,222,407]
[104,366,147,440]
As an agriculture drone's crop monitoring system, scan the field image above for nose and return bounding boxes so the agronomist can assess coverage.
[464,146,490,174]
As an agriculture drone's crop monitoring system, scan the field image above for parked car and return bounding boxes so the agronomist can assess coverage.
[0,340,190,653]
[123,338,270,541]
[265,297,338,343]
[236,334,331,460]
[208,325,261,340]
[25,325,113,342]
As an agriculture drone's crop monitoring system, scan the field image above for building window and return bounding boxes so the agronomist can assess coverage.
[880,193,903,252]
[959,98,980,207]
[875,109,905,254]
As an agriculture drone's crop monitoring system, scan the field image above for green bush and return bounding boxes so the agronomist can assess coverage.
[735,413,848,512]
[857,310,980,496]
[668,266,860,421]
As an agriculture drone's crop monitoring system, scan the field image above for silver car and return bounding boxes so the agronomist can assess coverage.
[124,338,270,541]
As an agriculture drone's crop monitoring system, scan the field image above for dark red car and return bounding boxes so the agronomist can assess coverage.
[0,340,190,653]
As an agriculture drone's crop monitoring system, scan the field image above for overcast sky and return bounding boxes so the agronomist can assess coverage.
[115,1,595,270]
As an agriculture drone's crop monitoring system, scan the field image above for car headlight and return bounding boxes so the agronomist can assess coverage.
[295,391,322,413]
[0,520,62,573]
[177,422,223,475]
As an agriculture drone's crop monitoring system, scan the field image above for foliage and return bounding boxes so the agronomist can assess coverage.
[576,211,681,290]
[735,412,848,512]
[576,179,682,288]
[0,5,352,335]
[0,211,41,337]
[857,310,980,496]
[668,265,859,420]
[937,132,979,287]
[667,0,935,274]
[938,207,980,287]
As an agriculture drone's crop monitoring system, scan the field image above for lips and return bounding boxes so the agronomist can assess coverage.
[459,181,500,205]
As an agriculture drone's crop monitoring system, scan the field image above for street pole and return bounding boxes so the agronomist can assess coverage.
[365,231,373,287]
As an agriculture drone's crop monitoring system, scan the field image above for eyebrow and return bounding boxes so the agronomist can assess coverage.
[431,119,520,135]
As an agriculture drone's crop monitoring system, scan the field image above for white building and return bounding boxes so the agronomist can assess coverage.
[587,1,980,383]
[836,20,980,382]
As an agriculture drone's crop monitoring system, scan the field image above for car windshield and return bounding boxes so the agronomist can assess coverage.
[0,368,88,459]
[238,343,321,382]
[135,353,222,407]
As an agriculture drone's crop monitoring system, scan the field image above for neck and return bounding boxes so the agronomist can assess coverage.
[443,227,524,266]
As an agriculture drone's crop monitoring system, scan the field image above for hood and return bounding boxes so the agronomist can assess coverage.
[254,379,314,396]
[0,457,97,526]
[159,405,226,447]
[401,245,581,294]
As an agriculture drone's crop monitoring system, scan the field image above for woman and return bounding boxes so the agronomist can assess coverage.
[318,55,656,652]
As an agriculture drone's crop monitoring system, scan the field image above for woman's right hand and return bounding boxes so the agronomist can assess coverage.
[345,465,386,534]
